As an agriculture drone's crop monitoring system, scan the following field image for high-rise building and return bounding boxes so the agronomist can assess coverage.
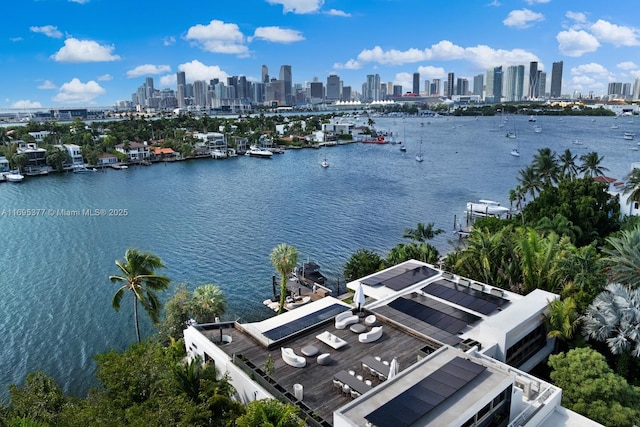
[485,66,502,103]
[528,62,539,99]
[342,86,351,101]
[447,73,454,99]
[392,85,403,96]
[193,80,207,107]
[432,79,441,96]
[261,65,269,83]
[504,65,524,102]
[473,74,484,97]
[633,78,640,101]
[364,74,381,101]
[550,61,563,98]
[177,71,186,89]
[412,72,420,95]
[176,72,186,108]
[424,80,430,96]
[326,74,341,101]
[456,78,468,96]
[309,81,324,100]
[537,72,546,99]
[279,65,292,105]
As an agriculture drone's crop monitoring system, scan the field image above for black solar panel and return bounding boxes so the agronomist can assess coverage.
[388,296,481,335]
[262,304,347,341]
[361,264,438,290]
[422,279,509,315]
[365,357,486,427]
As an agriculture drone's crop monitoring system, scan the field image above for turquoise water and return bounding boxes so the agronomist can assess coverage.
[0,115,637,399]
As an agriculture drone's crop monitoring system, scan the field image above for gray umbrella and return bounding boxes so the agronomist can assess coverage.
[354,282,366,313]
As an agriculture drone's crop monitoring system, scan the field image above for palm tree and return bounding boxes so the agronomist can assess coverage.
[546,297,579,352]
[270,243,299,314]
[558,149,578,179]
[516,228,570,294]
[236,398,305,427]
[109,248,171,343]
[517,165,543,200]
[578,151,609,177]
[402,222,444,243]
[582,283,640,357]
[191,284,226,323]
[621,168,640,215]
[531,148,559,185]
[602,227,640,288]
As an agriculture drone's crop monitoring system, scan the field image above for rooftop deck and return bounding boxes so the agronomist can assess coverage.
[206,312,438,424]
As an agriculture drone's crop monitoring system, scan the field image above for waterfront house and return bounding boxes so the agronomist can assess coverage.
[193,132,227,157]
[183,259,602,426]
[151,147,178,161]
[97,153,119,166]
[55,144,84,167]
[17,142,49,175]
[0,156,9,173]
[28,130,51,143]
[115,142,150,162]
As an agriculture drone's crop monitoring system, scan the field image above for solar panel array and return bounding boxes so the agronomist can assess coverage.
[365,356,487,426]
[374,294,481,345]
[361,264,439,291]
[262,304,347,341]
[423,279,509,315]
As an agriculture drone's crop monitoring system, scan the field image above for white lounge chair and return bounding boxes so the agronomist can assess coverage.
[359,326,383,343]
[335,311,359,329]
[281,347,306,368]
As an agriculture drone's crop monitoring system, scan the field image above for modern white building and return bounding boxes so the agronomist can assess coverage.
[183,260,602,427]
[114,142,150,161]
[55,144,84,166]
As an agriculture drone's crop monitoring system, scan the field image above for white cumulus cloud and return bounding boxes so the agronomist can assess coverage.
[565,11,587,24]
[159,60,229,86]
[37,80,57,90]
[503,9,544,29]
[325,9,350,17]
[590,19,640,47]
[617,61,638,70]
[185,20,248,55]
[97,74,112,81]
[333,59,361,70]
[250,27,305,43]
[126,64,172,78]
[337,41,538,71]
[52,78,105,104]
[267,0,323,14]
[30,25,63,38]
[417,66,447,79]
[12,100,43,108]
[556,29,600,56]
[51,38,121,63]
[570,62,610,78]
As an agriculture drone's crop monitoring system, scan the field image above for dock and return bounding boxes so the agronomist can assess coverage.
[263,275,332,312]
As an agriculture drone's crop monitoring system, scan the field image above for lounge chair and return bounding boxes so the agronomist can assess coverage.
[359,326,383,343]
[281,347,306,368]
[335,311,359,329]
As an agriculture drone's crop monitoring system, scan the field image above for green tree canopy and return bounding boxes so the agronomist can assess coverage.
[269,243,299,314]
[343,248,383,282]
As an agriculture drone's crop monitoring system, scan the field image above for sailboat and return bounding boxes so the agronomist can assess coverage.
[321,158,329,168]
[399,119,407,151]
[416,139,424,162]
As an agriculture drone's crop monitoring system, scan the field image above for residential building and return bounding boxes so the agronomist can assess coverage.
[412,72,420,95]
[280,65,293,105]
[447,72,454,99]
[176,72,186,108]
[431,79,441,96]
[114,142,150,162]
[97,153,118,166]
[550,61,563,99]
[0,156,9,173]
[310,81,324,102]
[192,132,226,156]
[538,71,547,99]
[326,74,341,102]
[634,78,640,101]
[17,142,47,174]
[456,78,468,96]
[528,61,539,99]
[472,74,483,97]
[423,80,430,96]
[183,260,601,427]
[485,66,503,103]
[55,144,84,167]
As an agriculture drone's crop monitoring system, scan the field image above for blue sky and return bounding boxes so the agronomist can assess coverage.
[3,0,640,108]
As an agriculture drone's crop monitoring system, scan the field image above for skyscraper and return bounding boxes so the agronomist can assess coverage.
[279,65,292,105]
[326,74,341,101]
[550,61,563,98]
[432,79,441,96]
[485,66,502,103]
[447,72,454,99]
[528,61,539,99]
[504,65,524,102]
[538,71,546,99]
[456,78,468,96]
[473,74,484,97]
[412,72,420,95]
[261,65,269,83]
[176,71,186,108]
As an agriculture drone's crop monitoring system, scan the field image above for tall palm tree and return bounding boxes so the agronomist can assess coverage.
[109,248,171,343]
[531,148,559,185]
[621,168,640,215]
[558,149,578,179]
[578,151,609,177]
[582,283,640,357]
[546,297,579,352]
[191,284,226,323]
[601,227,640,288]
[402,222,444,243]
[516,228,569,294]
[517,165,543,200]
[270,243,299,314]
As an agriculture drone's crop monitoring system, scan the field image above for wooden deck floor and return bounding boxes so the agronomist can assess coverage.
[216,316,437,424]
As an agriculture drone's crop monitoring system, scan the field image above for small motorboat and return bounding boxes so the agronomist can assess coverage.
[321,158,329,168]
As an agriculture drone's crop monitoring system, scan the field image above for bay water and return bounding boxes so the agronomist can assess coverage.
[0,114,637,399]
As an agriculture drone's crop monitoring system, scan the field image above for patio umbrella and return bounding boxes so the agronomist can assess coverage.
[354,283,366,315]
[388,357,399,380]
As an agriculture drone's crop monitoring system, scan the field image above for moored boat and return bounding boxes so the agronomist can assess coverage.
[466,200,510,217]
[245,145,273,158]
[295,261,327,288]
[4,172,24,182]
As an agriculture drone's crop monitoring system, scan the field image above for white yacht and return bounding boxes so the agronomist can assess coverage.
[466,200,510,217]
[321,158,329,168]
[4,172,24,182]
[245,145,273,158]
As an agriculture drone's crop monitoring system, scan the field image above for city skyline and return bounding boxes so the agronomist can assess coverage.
[3,0,640,108]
